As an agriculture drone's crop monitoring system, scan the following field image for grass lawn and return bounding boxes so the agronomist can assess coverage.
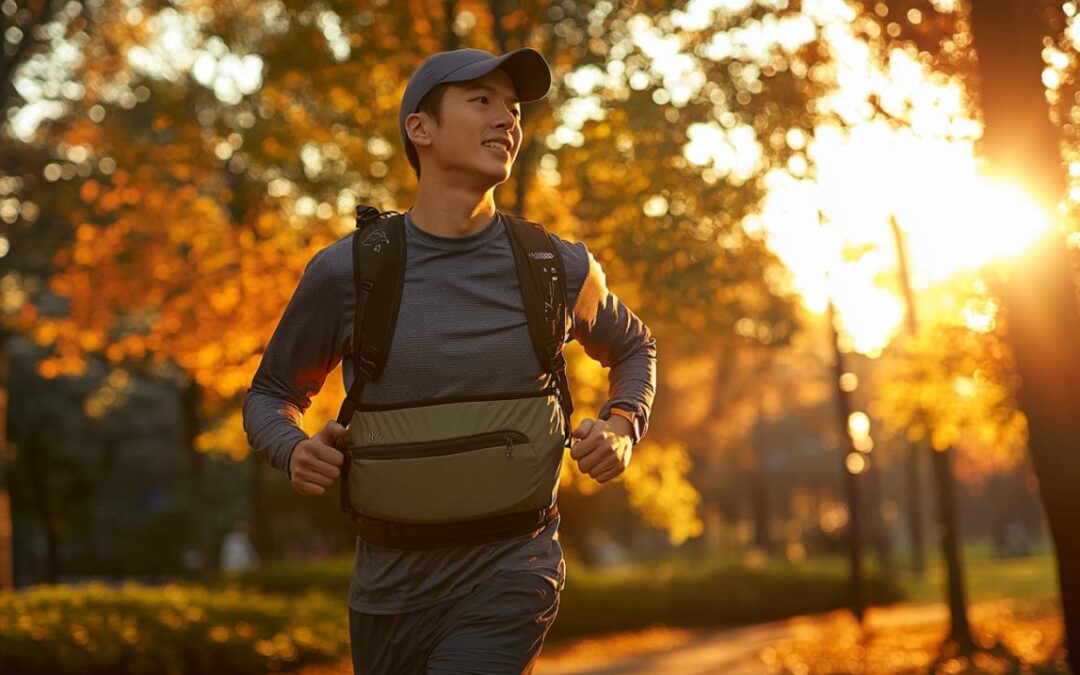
[894,543,1061,605]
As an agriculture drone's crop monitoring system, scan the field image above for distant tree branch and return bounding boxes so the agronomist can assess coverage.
[443,0,459,50]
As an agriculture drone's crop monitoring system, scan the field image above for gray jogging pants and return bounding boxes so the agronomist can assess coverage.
[349,569,561,674]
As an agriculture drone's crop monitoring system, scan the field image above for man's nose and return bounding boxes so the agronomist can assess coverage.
[493,106,517,129]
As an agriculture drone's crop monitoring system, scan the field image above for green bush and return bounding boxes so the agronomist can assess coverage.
[549,559,904,640]
[236,554,904,643]
[0,582,348,675]
[231,556,354,596]
[0,560,904,673]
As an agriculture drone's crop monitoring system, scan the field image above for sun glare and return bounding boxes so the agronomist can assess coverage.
[756,52,1054,358]
[762,135,1053,356]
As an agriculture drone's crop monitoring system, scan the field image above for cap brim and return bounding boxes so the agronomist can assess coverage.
[440,47,551,102]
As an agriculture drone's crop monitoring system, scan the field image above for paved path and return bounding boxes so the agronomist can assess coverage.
[534,603,951,675]
[534,620,794,674]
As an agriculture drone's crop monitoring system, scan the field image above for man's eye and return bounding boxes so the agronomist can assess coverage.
[474,96,489,104]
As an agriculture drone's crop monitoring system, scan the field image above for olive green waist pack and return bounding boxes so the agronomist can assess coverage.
[340,389,565,525]
[334,206,575,550]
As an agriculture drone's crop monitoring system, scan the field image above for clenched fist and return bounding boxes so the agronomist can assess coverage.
[289,421,348,495]
[569,416,633,484]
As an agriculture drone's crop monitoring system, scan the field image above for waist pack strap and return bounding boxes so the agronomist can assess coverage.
[352,502,560,550]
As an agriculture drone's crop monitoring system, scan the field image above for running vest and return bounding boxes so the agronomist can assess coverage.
[335,206,574,550]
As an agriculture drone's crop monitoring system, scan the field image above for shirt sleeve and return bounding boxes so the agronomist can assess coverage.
[241,245,346,476]
[556,238,657,445]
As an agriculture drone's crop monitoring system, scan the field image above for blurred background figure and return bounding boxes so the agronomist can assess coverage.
[220,520,259,575]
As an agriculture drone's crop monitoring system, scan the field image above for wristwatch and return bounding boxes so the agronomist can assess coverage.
[601,407,643,445]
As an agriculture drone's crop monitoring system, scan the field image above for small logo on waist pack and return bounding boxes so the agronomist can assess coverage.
[365,431,383,445]
[361,230,389,252]
[528,251,554,260]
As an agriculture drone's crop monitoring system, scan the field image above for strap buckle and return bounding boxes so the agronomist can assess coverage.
[356,343,378,381]
[356,205,381,225]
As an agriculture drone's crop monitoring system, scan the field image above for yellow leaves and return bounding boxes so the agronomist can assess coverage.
[97,188,124,213]
[79,180,100,203]
[280,70,306,88]
[159,313,182,335]
[36,354,87,379]
[152,262,173,282]
[171,164,192,182]
[105,342,126,363]
[562,437,704,545]
[327,86,355,113]
[197,410,250,460]
[144,190,165,211]
[559,452,602,496]
[14,301,37,330]
[78,330,105,352]
[193,343,223,369]
[872,321,1028,482]
[75,224,96,242]
[33,321,59,346]
[209,286,240,314]
[301,367,346,437]
[256,211,280,235]
[622,440,704,545]
[37,358,62,380]
[930,423,959,452]
[62,117,105,149]
[151,114,172,132]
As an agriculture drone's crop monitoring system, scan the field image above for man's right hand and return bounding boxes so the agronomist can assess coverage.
[289,421,348,496]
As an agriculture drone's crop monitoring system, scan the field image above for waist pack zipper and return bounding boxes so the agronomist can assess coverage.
[352,431,530,461]
[352,386,560,412]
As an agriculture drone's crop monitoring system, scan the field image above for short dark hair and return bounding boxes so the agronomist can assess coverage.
[417,83,449,123]
[409,83,450,176]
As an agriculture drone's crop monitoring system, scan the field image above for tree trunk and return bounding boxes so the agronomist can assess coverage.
[23,432,60,583]
[968,2,1080,668]
[891,214,971,639]
[890,217,927,578]
[933,446,973,646]
[250,453,265,559]
[751,399,773,555]
[0,335,11,589]
[443,0,459,50]
[906,443,927,575]
[866,451,892,571]
[181,381,212,580]
[828,300,865,623]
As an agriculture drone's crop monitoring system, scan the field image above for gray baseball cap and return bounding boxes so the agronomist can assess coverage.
[399,48,552,174]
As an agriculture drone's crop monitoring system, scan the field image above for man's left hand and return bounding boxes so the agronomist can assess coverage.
[570,416,633,484]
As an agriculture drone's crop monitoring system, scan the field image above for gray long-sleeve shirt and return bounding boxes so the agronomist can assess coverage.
[242,210,656,614]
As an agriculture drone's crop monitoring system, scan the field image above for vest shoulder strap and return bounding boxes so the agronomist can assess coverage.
[335,206,405,428]
[502,213,574,442]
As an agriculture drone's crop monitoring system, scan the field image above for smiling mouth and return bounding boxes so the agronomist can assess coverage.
[482,141,511,156]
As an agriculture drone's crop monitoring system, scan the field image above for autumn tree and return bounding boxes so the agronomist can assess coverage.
[8,0,886,570]
[847,0,1080,666]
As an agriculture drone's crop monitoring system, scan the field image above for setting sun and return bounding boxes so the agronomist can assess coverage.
[756,110,1055,357]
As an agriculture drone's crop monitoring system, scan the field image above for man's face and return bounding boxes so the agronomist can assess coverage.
[412,69,523,186]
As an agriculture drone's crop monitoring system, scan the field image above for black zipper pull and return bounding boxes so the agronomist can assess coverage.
[505,434,514,459]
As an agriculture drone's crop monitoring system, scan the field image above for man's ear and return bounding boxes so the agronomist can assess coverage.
[405,112,434,149]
